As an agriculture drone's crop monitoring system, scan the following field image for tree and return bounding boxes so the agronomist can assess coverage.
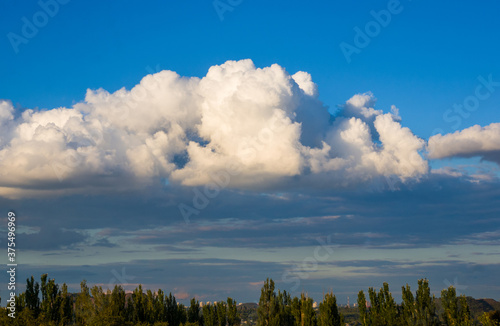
[227,297,241,326]
[300,293,317,326]
[75,280,94,326]
[145,289,156,324]
[203,303,218,326]
[165,291,186,326]
[188,298,201,324]
[258,278,280,326]
[40,273,61,322]
[277,290,294,326]
[441,286,471,326]
[156,289,167,322]
[91,285,106,317]
[400,284,416,326]
[441,286,458,326]
[319,291,343,326]
[291,295,302,326]
[216,301,227,326]
[109,285,127,322]
[480,310,500,326]
[379,282,397,325]
[25,276,40,318]
[368,287,382,325]
[88,285,127,326]
[458,295,472,326]
[59,283,74,325]
[357,290,367,326]
[415,279,438,326]
[359,283,397,326]
[132,284,146,323]
[178,303,188,325]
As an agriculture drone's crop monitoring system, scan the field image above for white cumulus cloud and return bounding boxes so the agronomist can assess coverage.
[0,60,431,198]
[428,123,500,164]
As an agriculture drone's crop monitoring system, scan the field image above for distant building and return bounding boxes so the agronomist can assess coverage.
[312,302,318,308]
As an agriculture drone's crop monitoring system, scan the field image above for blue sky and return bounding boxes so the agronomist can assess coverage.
[1,0,500,305]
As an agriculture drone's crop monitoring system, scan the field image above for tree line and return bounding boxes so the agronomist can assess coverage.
[257,278,343,326]
[1,274,499,325]
[0,273,240,326]
[256,278,500,326]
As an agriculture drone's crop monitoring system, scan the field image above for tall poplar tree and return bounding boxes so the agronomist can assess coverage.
[319,291,343,326]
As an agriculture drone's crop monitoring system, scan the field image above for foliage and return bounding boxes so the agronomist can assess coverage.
[319,291,344,326]
[479,310,500,326]
[0,274,496,326]
[441,286,472,326]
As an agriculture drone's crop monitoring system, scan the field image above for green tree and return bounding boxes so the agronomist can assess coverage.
[227,297,240,326]
[75,280,94,326]
[15,292,27,316]
[257,278,281,326]
[400,284,416,326]
[458,295,472,326]
[441,286,471,326]
[59,283,74,325]
[203,303,218,326]
[359,283,398,326]
[319,291,343,326]
[88,285,127,326]
[216,301,227,326]
[15,308,37,326]
[179,302,188,325]
[156,289,167,322]
[415,279,438,326]
[357,290,367,326]
[132,284,147,323]
[277,290,294,326]
[165,291,186,326]
[188,298,201,324]
[368,287,383,326]
[25,275,40,318]
[145,289,157,324]
[109,285,127,322]
[379,282,397,325]
[40,273,61,322]
[441,286,458,326]
[300,293,317,326]
[291,295,302,326]
[480,310,500,326]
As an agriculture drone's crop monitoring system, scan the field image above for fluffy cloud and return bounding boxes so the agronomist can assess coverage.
[0,60,431,198]
[428,123,500,164]
[308,93,428,181]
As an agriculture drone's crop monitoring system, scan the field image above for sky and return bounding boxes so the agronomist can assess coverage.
[0,0,500,305]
